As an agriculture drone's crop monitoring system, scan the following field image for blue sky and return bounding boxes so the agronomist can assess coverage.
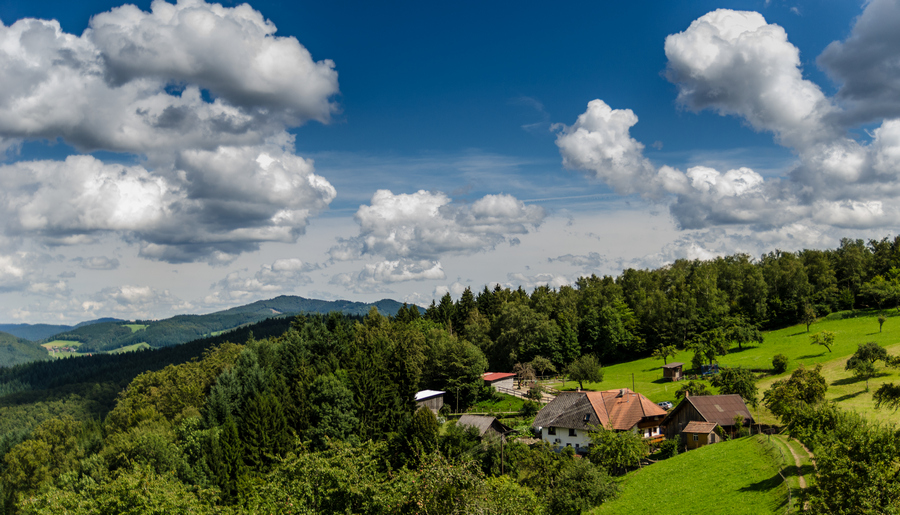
[1,0,898,323]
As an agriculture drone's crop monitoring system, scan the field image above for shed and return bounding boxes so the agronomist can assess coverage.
[483,372,516,388]
[457,415,512,439]
[662,394,754,439]
[415,390,445,413]
[661,362,684,382]
[483,372,517,394]
[682,421,721,450]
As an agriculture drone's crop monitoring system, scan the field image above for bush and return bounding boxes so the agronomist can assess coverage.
[772,354,789,374]
[657,435,679,459]
[526,385,543,401]
[520,400,540,417]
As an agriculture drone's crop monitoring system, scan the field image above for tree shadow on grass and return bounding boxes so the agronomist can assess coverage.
[795,353,826,360]
[789,331,809,337]
[833,390,867,402]
[779,463,815,480]
[651,378,672,384]
[739,472,784,493]
[832,376,864,386]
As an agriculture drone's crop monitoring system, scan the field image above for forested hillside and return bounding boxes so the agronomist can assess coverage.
[0,333,49,368]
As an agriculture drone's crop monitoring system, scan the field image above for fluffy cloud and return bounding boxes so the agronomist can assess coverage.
[506,272,570,291]
[331,190,545,261]
[206,258,318,304]
[664,9,837,149]
[0,0,339,264]
[818,0,900,125]
[554,100,657,196]
[0,143,335,262]
[0,0,338,154]
[558,8,900,239]
[330,260,445,294]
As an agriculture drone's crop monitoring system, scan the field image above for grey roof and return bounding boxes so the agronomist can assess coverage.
[662,362,684,369]
[532,391,599,431]
[457,415,510,437]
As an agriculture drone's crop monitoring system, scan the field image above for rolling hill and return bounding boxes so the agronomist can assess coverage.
[0,331,50,367]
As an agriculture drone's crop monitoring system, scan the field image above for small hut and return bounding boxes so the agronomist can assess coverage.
[457,415,512,439]
[415,390,445,413]
[662,362,684,382]
[682,421,721,450]
[483,372,516,389]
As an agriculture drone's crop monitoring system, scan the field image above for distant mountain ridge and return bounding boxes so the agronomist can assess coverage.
[28,295,404,353]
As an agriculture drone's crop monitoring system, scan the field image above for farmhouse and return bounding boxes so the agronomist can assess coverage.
[415,390,445,413]
[662,394,754,440]
[532,388,667,453]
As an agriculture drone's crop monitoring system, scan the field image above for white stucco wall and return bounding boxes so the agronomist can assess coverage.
[540,426,591,451]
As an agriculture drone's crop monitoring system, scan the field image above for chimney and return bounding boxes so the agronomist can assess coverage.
[685,391,690,398]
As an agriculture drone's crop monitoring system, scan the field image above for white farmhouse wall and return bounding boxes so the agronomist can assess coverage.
[540,426,591,451]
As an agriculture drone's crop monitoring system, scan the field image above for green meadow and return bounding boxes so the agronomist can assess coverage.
[591,435,790,515]
[124,324,147,333]
[551,311,900,426]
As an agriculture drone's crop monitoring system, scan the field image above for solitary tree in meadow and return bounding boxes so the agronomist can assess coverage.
[810,330,835,353]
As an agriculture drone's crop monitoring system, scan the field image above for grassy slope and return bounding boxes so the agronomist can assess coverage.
[592,435,788,515]
[558,312,900,425]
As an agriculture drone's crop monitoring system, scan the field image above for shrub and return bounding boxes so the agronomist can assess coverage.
[657,435,679,459]
[772,354,789,374]
[520,401,540,417]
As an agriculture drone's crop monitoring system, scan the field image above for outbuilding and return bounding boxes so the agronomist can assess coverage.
[661,362,684,382]
[682,421,721,450]
[415,390,445,413]
[457,415,512,439]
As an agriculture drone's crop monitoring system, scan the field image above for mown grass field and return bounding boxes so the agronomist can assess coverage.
[41,339,84,359]
[124,324,147,333]
[591,435,789,515]
[549,311,900,425]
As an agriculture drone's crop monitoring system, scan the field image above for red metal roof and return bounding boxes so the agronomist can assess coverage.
[483,372,517,382]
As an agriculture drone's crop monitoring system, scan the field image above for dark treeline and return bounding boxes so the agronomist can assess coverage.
[412,236,900,372]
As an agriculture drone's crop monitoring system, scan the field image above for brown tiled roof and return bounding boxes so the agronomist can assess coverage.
[533,389,666,431]
[682,421,718,434]
[674,394,754,426]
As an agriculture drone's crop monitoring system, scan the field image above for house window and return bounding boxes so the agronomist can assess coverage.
[548,427,556,435]
[569,428,577,437]
[693,434,699,441]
